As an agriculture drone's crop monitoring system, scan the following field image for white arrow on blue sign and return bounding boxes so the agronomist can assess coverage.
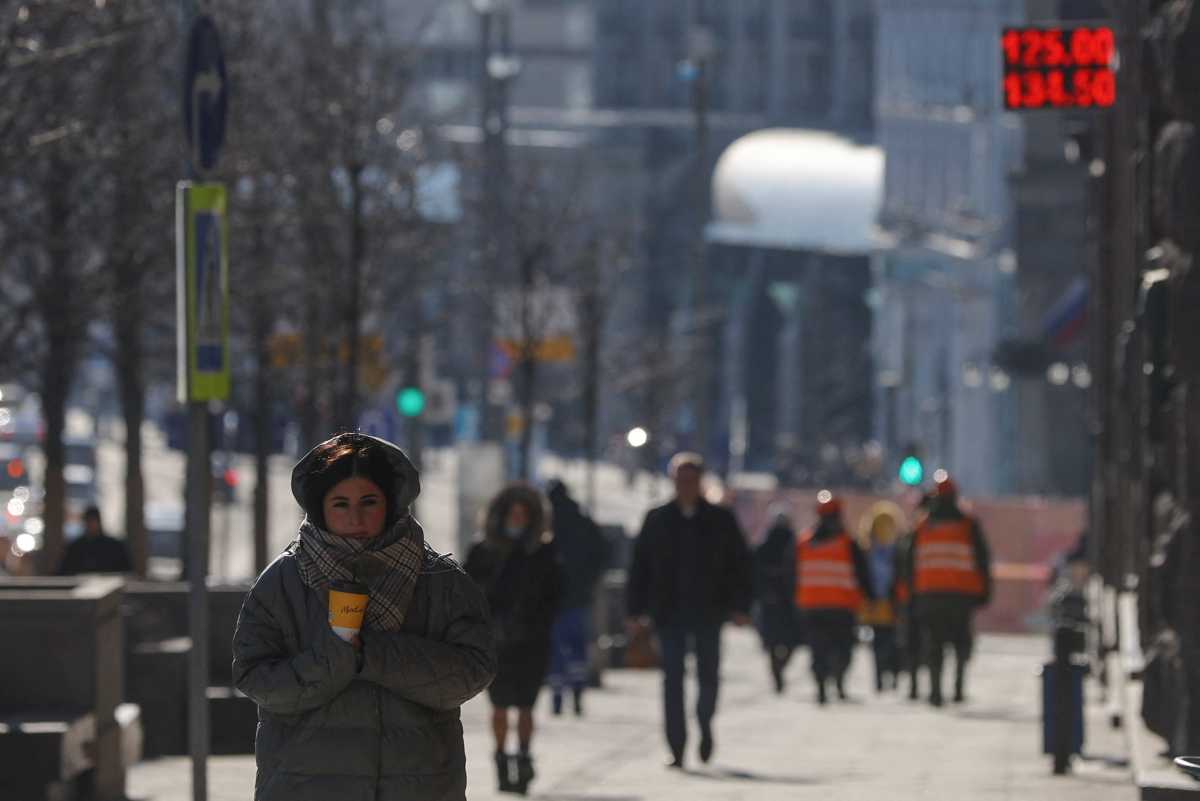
[184,15,228,173]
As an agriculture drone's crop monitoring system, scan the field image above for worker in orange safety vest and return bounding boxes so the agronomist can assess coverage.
[795,491,874,705]
[905,471,992,707]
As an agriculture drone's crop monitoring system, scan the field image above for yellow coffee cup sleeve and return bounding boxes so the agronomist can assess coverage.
[329,590,368,629]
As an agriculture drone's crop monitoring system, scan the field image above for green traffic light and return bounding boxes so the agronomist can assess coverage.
[899,456,924,486]
[396,387,425,418]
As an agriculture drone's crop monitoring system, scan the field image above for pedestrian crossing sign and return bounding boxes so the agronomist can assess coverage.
[176,182,230,402]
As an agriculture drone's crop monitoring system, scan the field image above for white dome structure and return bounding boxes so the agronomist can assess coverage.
[706,128,884,256]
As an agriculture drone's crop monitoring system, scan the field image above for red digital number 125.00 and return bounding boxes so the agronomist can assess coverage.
[1003,27,1115,69]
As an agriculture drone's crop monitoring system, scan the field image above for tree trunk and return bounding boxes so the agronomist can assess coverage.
[517,352,537,480]
[112,189,147,576]
[338,164,365,431]
[37,159,80,575]
[405,326,424,517]
[39,349,70,575]
[253,319,271,574]
[581,283,601,511]
[115,324,147,576]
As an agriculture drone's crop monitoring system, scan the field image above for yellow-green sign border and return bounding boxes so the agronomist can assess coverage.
[176,181,230,403]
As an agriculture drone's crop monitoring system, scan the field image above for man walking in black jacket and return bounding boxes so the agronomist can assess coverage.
[626,453,753,770]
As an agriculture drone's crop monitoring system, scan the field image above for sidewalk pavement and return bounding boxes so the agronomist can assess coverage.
[128,630,1134,801]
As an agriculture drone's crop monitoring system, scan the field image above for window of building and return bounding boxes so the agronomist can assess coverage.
[787,42,830,114]
[789,0,828,40]
[743,0,767,42]
[696,0,730,38]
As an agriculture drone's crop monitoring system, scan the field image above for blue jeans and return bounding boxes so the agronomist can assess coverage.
[548,606,591,694]
[657,623,722,758]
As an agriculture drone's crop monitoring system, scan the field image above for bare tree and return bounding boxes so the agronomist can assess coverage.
[91,1,176,577]
[0,2,136,572]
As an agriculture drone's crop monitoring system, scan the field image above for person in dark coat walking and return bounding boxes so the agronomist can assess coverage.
[465,484,563,795]
[545,479,611,717]
[232,433,496,801]
[57,506,132,575]
[625,452,753,770]
[753,508,798,694]
[905,471,992,706]
[795,491,875,705]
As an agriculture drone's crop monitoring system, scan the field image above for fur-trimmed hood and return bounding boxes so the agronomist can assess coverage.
[482,483,553,552]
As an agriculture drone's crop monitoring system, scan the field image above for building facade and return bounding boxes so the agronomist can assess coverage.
[872,0,1098,497]
[872,0,1026,496]
[593,0,873,132]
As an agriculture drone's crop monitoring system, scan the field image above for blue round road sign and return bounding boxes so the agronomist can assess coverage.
[184,15,228,172]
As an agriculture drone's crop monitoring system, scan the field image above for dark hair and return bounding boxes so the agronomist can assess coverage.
[83,506,101,522]
[303,440,397,530]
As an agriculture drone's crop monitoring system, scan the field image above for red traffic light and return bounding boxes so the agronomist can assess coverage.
[6,458,23,479]
[223,468,238,488]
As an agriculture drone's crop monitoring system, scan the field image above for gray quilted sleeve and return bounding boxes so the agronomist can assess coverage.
[232,564,358,715]
[359,569,496,710]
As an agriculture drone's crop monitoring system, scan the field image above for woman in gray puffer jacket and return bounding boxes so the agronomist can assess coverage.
[233,432,496,801]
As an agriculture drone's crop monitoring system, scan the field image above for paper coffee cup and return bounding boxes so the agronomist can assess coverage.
[328,581,369,642]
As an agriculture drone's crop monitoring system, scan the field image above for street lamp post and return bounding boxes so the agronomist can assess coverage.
[678,25,715,459]
[471,0,518,446]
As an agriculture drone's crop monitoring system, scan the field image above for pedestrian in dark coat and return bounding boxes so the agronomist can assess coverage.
[232,432,496,801]
[465,483,563,795]
[57,506,132,575]
[545,479,611,717]
[625,452,753,770]
[754,509,798,694]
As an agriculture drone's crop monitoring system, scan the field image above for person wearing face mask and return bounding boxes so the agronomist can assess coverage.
[231,432,496,801]
[465,484,564,795]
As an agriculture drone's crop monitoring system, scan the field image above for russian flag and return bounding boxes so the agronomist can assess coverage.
[1041,278,1088,348]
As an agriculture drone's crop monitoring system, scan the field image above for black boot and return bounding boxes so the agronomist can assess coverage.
[817,679,828,706]
[771,660,785,694]
[551,691,563,716]
[573,687,584,717]
[514,752,536,795]
[699,726,714,764]
[495,752,516,793]
[929,677,944,707]
[836,675,848,701]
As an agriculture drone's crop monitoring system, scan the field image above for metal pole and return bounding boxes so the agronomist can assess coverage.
[475,7,497,445]
[186,402,210,801]
[688,40,712,459]
[180,3,209,799]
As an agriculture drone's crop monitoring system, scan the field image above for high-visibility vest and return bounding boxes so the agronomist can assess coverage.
[795,531,862,612]
[913,519,985,597]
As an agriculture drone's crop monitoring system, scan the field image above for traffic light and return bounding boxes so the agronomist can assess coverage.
[396,387,425,418]
[898,456,924,486]
[898,441,924,486]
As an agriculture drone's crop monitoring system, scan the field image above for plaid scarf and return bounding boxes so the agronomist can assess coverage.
[292,515,425,632]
